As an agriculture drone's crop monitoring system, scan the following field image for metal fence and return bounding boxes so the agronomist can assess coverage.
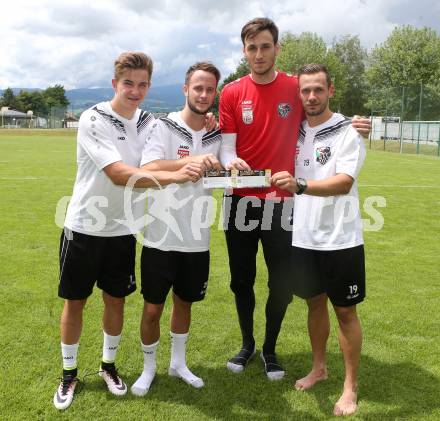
[0,107,68,129]
[370,118,440,156]
[368,83,440,156]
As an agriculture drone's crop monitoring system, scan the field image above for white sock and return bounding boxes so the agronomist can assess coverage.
[142,340,159,371]
[170,331,188,369]
[61,342,79,370]
[131,341,159,396]
[169,332,203,388]
[102,331,121,364]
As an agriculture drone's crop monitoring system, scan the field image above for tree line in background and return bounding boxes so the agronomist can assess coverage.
[0,85,69,116]
[1,25,439,121]
[218,25,440,120]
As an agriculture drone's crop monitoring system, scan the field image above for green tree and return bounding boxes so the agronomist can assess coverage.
[16,90,48,115]
[14,90,30,112]
[277,32,328,74]
[43,84,69,109]
[276,32,348,112]
[0,87,19,109]
[366,25,440,120]
[367,26,440,87]
[330,35,368,116]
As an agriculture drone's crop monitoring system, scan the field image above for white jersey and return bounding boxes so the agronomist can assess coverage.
[64,101,154,236]
[141,111,223,252]
[292,113,366,250]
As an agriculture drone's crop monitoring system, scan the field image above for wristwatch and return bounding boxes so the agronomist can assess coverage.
[296,178,307,195]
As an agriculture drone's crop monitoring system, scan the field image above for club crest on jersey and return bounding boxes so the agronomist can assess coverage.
[177,145,190,159]
[241,102,253,125]
[277,103,291,119]
[316,146,331,165]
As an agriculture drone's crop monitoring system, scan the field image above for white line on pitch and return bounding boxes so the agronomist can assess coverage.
[0,177,39,180]
[360,184,440,188]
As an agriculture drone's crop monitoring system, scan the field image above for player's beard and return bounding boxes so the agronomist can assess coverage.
[305,99,328,117]
[187,97,211,116]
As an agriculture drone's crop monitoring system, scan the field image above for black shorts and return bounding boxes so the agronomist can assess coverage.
[141,247,209,304]
[58,229,137,300]
[291,245,365,307]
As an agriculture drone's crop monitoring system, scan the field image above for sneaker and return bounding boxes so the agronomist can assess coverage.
[226,347,256,373]
[99,363,127,396]
[53,374,79,410]
[260,352,285,381]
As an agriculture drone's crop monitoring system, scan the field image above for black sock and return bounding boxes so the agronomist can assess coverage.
[234,292,255,351]
[63,368,77,378]
[101,361,115,371]
[262,293,290,355]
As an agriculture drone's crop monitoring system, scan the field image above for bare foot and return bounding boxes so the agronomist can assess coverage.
[294,368,328,391]
[333,388,358,416]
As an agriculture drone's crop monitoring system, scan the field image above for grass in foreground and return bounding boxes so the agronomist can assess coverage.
[0,130,439,420]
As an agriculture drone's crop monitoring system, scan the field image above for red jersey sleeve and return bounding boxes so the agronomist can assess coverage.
[219,84,237,134]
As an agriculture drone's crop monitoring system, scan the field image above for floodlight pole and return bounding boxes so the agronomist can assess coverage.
[437,125,440,157]
[383,90,389,151]
[369,91,375,150]
[417,82,423,155]
[399,86,405,154]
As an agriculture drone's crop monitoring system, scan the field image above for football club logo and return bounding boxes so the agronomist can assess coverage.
[241,102,253,124]
[277,103,291,119]
[177,148,190,158]
[315,146,331,165]
[177,144,190,159]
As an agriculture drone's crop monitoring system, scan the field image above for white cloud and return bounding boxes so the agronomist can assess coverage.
[0,0,439,89]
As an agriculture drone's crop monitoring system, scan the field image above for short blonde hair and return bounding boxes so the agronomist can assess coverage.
[114,52,153,81]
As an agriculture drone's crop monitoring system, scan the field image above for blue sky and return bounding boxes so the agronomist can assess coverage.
[0,0,439,89]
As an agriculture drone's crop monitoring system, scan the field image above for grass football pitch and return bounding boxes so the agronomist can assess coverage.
[0,129,439,420]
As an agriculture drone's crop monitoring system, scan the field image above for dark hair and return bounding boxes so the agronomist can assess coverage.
[184,61,221,85]
[298,64,332,87]
[241,17,279,45]
[114,52,153,81]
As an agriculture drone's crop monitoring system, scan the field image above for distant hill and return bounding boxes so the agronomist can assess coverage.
[0,84,185,114]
